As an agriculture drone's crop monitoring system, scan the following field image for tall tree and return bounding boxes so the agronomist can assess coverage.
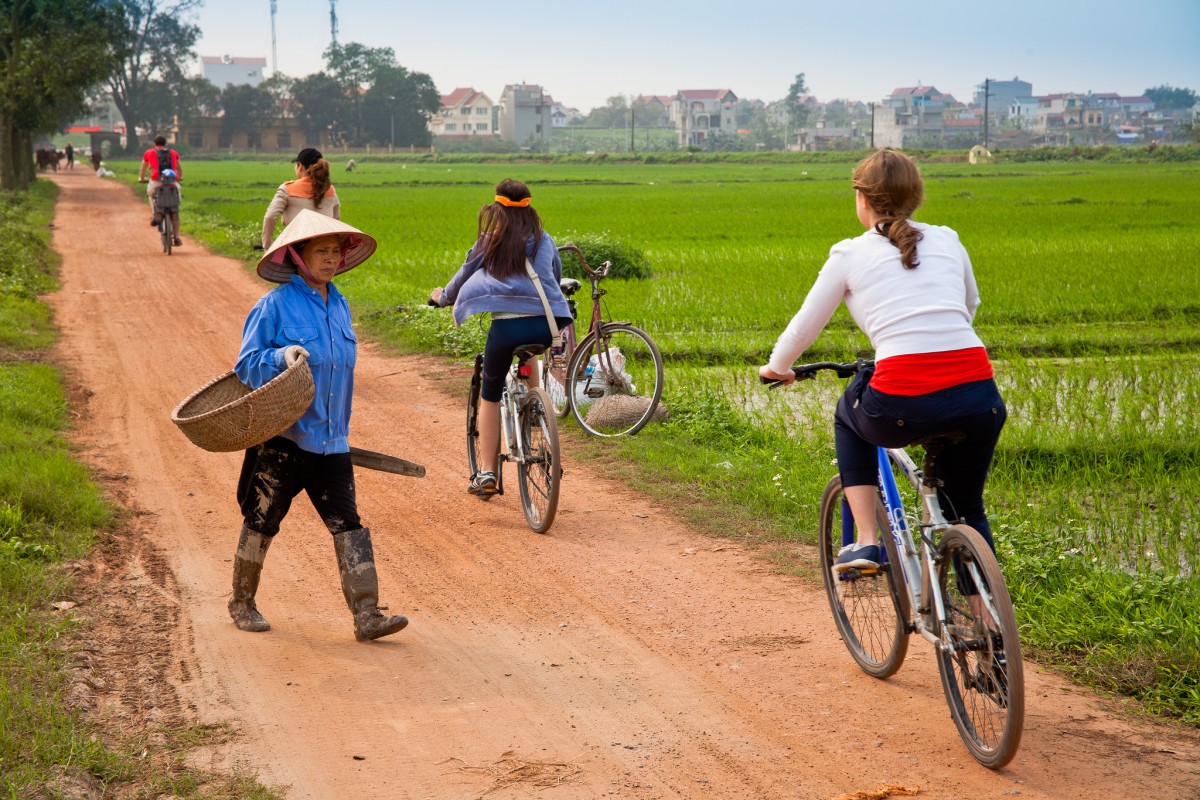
[1143,84,1196,111]
[0,0,124,189]
[291,72,346,143]
[362,65,438,148]
[107,0,202,152]
[785,72,813,132]
[324,42,397,144]
[219,83,276,143]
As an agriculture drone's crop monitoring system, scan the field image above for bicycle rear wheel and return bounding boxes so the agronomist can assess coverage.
[161,214,173,255]
[516,388,561,533]
[934,525,1024,769]
[818,475,909,678]
[566,323,664,437]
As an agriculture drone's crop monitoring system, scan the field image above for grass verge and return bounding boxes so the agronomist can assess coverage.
[0,181,282,798]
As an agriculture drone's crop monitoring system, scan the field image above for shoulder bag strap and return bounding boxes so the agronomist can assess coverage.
[524,258,560,340]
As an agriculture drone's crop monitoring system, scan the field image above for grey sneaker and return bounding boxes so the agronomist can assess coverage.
[468,470,497,498]
[834,542,880,573]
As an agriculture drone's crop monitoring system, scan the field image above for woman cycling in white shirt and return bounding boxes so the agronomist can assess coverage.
[759,149,1006,573]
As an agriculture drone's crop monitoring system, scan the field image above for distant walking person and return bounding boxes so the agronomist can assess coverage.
[137,135,182,226]
[64,141,74,169]
[262,147,341,250]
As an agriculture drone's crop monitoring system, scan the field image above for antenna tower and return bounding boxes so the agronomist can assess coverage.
[269,0,278,75]
[330,0,339,48]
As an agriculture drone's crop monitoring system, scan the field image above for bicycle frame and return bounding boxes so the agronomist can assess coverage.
[862,445,1006,656]
[499,360,536,469]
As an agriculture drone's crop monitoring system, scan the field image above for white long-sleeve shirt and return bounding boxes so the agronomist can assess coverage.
[767,222,984,374]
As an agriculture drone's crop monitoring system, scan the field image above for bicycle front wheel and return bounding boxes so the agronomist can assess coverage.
[516,388,561,533]
[935,525,1024,769]
[818,475,910,678]
[566,323,664,437]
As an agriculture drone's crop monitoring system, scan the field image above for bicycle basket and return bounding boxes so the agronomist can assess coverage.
[585,393,668,428]
[171,358,314,452]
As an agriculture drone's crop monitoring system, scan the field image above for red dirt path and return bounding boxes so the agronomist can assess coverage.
[44,170,1200,799]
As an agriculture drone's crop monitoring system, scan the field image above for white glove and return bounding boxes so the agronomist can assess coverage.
[283,345,310,367]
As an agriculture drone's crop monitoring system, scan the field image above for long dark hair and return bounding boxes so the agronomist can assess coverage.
[477,178,543,279]
[852,149,925,270]
[305,158,332,210]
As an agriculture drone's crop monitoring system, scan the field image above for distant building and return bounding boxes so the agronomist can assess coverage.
[874,85,952,147]
[975,78,1033,115]
[671,89,738,148]
[429,87,496,138]
[201,55,267,88]
[498,84,552,147]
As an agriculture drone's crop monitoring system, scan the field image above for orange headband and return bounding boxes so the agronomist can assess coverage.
[494,195,531,207]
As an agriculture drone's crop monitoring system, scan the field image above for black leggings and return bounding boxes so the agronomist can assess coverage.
[237,436,360,536]
[480,315,573,402]
[834,373,1006,549]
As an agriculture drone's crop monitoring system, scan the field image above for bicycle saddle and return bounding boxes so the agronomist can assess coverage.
[911,431,968,448]
[514,343,548,360]
[559,278,582,296]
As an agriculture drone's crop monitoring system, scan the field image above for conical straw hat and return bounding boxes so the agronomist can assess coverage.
[257,208,378,283]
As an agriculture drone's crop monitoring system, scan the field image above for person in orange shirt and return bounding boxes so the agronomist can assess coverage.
[261,147,341,250]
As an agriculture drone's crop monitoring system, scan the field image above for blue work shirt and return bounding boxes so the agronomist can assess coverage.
[235,274,357,455]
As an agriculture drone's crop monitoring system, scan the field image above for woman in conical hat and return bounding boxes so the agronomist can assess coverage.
[228,209,408,643]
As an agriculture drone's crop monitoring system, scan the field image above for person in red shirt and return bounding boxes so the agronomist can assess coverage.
[137,135,182,226]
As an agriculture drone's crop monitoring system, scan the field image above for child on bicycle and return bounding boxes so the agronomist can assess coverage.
[430,179,572,498]
[759,149,1006,572]
[153,168,183,247]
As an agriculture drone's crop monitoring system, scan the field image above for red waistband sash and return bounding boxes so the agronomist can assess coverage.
[871,347,993,396]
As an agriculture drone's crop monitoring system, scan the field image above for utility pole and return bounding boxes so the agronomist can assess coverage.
[630,100,635,154]
[269,0,278,75]
[330,0,339,48]
[983,78,993,149]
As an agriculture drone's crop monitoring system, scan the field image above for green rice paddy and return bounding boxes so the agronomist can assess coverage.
[114,152,1200,719]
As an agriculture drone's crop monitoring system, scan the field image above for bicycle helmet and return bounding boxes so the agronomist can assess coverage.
[160,168,177,182]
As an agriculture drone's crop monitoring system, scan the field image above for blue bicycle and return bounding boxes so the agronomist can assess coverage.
[767,359,1024,768]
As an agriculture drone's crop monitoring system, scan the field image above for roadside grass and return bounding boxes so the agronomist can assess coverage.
[123,156,1200,724]
[0,181,282,799]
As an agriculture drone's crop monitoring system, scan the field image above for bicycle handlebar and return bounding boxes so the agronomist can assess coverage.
[557,242,611,280]
[760,359,874,388]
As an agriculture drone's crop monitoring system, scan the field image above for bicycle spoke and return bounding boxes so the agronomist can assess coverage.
[935,526,1024,768]
[568,324,663,437]
[516,388,560,533]
[818,476,909,679]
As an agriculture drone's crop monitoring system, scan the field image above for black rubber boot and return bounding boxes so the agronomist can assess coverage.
[228,526,272,632]
[332,528,408,641]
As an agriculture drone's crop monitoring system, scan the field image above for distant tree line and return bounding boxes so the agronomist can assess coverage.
[0,0,439,189]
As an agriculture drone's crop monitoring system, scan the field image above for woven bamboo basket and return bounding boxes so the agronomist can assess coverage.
[171,358,315,452]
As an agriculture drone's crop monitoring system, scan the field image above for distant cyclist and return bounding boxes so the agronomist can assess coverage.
[137,135,182,226]
[153,169,183,247]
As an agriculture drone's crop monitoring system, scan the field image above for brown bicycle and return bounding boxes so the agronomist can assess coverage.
[542,243,664,437]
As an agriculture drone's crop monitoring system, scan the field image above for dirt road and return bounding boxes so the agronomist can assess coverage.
[45,170,1200,799]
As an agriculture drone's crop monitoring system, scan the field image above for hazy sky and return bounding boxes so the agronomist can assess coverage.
[194,0,1200,109]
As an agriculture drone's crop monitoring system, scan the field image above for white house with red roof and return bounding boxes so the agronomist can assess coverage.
[428,87,495,139]
[671,89,738,148]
